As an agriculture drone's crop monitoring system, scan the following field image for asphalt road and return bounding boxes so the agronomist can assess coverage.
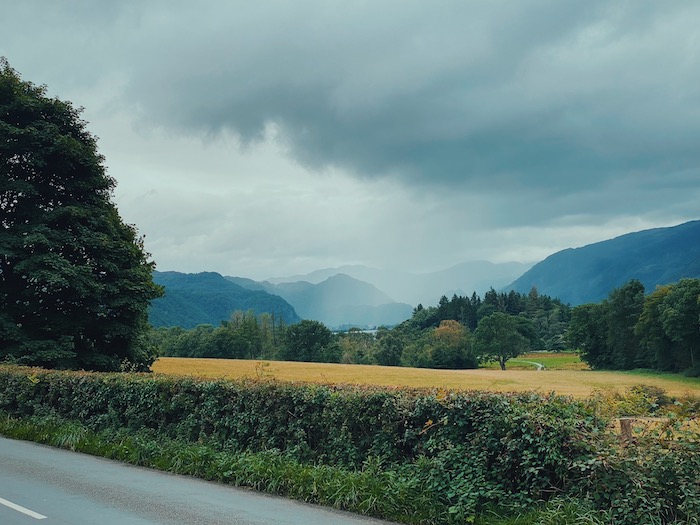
[0,437,399,525]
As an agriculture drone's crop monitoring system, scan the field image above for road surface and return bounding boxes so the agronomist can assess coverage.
[0,436,398,525]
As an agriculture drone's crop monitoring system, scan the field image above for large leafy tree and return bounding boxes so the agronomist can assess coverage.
[568,303,609,368]
[473,312,531,370]
[430,320,476,369]
[374,330,403,366]
[635,285,674,370]
[658,278,700,371]
[0,59,162,371]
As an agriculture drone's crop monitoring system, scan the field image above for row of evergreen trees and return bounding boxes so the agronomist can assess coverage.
[568,278,700,375]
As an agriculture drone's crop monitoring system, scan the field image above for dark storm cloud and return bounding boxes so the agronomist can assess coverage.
[2,0,699,278]
[106,0,700,197]
[4,0,698,199]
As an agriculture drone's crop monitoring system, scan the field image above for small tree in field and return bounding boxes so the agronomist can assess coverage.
[279,320,334,362]
[0,59,162,371]
[474,312,530,370]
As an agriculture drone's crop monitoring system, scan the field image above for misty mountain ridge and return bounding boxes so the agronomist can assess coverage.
[227,273,413,329]
[506,220,700,305]
[150,220,700,330]
[265,260,532,306]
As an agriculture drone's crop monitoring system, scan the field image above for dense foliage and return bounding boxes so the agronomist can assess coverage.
[473,312,531,370]
[152,287,569,370]
[0,60,162,371]
[569,278,700,375]
[153,314,346,365]
[1,366,698,524]
[0,366,606,520]
[374,287,566,369]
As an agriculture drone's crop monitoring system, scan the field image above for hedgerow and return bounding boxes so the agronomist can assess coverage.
[0,365,697,524]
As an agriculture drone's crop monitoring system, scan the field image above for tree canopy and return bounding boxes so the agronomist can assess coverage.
[0,59,162,371]
[473,312,532,370]
[278,319,339,362]
[569,278,700,375]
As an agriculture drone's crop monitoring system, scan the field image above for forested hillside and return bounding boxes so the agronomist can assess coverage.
[149,271,300,328]
[508,220,700,305]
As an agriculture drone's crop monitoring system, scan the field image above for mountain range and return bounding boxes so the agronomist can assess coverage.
[507,220,700,304]
[266,260,531,307]
[149,220,700,329]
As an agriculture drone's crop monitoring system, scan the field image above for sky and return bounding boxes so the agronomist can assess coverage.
[2,1,699,281]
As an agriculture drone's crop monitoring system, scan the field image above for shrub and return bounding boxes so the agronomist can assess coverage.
[2,365,697,524]
[0,365,604,517]
[579,417,700,525]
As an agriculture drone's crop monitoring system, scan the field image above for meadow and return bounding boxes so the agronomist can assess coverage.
[152,352,700,399]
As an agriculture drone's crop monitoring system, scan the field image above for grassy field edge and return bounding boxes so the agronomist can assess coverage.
[151,354,700,399]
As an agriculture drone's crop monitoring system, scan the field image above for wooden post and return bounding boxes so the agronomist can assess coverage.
[619,418,635,444]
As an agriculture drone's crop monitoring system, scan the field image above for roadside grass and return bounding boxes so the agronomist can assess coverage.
[0,412,610,525]
[4,409,696,525]
[152,355,700,399]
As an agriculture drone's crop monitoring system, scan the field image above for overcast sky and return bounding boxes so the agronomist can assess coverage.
[2,1,699,280]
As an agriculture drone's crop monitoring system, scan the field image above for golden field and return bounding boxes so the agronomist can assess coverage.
[152,355,700,399]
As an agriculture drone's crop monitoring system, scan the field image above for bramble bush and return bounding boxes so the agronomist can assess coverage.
[578,417,700,525]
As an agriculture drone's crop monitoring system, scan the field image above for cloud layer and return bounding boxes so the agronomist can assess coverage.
[2,1,699,279]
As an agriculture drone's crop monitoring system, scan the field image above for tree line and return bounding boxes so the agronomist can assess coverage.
[153,278,700,377]
[151,287,571,370]
[568,278,700,375]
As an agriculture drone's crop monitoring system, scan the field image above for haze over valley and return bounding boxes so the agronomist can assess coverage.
[150,221,700,330]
